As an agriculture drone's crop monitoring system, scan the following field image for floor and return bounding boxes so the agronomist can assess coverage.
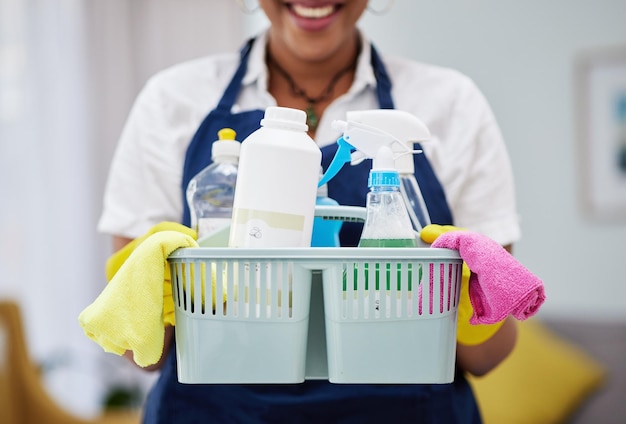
[543,320,626,424]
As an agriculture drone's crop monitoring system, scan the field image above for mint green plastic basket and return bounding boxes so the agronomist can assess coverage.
[319,249,462,384]
[168,247,462,384]
[168,205,461,384]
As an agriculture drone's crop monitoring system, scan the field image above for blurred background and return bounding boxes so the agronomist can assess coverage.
[0,0,625,420]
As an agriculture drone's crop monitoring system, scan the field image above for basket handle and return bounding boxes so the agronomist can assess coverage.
[313,205,366,223]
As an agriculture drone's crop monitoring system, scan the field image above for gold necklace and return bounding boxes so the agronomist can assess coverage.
[266,51,356,132]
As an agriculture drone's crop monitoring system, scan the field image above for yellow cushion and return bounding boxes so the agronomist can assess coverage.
[468,319,607,424]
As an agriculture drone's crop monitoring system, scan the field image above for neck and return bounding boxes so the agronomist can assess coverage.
[265,33,361,134]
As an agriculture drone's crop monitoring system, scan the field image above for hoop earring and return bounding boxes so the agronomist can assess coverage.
[367,0,395,15]
[236,0,260,14]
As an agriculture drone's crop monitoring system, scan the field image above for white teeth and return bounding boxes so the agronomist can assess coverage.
[292,4,334,19]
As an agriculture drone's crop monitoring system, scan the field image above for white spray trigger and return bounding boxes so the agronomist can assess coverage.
[331,119,411,164]
[319,116,425,187]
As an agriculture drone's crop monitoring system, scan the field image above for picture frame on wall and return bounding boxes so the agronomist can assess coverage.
[575,46,626,221]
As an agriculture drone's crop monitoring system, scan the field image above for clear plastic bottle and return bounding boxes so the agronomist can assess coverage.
[398,172,431,231]
[358,146,418,248]
[358,146,417,316]
[229,107,321,248]
[186,128,240,239]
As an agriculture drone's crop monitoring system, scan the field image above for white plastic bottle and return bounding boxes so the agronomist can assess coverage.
[229,107,322,248]
[186,128,240,239]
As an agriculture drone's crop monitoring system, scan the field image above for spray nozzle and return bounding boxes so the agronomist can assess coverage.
[318,136,355,187]
[318,119,421,187]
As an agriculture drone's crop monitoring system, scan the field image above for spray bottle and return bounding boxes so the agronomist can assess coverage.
[320,117,426,316]
[321,110,432,232]
[311,167,342,247]
[229,106,321,248]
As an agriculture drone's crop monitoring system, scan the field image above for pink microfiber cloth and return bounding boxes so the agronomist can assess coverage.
[432,231,546,325]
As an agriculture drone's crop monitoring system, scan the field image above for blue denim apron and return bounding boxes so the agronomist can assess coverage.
[143,39,480,423]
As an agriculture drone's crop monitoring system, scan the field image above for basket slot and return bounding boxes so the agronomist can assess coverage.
[334,259,463,321]
[340,260,427,320]
[417,261,462,316]
[182,260,296,320]
[194,262,202,314]
[172,263,181,308]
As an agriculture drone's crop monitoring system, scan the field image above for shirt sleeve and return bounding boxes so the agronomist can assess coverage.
[97,75,187,239]
[440,76,521,246]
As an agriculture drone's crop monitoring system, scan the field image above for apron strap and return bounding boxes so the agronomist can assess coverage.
[370,43,394,110]
[215,38,255,112]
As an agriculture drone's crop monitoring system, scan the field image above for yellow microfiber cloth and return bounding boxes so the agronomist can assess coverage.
[420,224,504,346]
[105,221,197,281]
[79,229,198,367]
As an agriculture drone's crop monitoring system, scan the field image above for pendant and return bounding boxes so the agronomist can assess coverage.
[306,104,318,132]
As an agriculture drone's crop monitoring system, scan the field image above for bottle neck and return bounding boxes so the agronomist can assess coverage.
[370,185,400,193]
[212,155,239,165]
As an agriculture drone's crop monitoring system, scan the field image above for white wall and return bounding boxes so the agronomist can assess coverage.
[0,0,247,417]
[357,0,626,321]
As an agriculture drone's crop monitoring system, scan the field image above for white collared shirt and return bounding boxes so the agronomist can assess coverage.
[98,31,520,245]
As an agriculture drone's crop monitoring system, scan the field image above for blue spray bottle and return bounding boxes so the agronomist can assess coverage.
[311,167,342,247]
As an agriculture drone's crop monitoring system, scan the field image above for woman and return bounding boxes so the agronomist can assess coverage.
[99,1,519,422]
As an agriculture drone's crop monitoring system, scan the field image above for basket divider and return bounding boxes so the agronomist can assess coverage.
[193,261,202,315]
[353,262,362,320]
[418,263,427,316]
[217,260,226,316]
[343,263,351,320]
[183,262,191,312]
[401,262,410,317]
[277,261,283,319]
[362,261,369,319]
[237,261,247,318]
[283,262,291,319]
[454,262,462,308]
[438,262,445,314]
[259,261,267,318]
[172,263,181,308]
[390,261,398,318]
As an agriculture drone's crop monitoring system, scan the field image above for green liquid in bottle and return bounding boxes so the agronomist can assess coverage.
[358,238,417,248]
[358,238,417,290]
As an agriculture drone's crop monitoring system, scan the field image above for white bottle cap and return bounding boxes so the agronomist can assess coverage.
[212,128,241,161]
[369,146,400,188]
[261,106,308,132]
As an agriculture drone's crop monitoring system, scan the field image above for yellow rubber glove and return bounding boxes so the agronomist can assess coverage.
[421,224,504,346]
[105,222,197,326]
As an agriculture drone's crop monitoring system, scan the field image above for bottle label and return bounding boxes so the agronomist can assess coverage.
[229,207,307,247]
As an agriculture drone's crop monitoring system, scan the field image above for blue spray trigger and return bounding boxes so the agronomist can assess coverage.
[318,136,356,187]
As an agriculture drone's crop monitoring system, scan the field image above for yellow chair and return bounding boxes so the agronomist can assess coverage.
[0,299,141,424]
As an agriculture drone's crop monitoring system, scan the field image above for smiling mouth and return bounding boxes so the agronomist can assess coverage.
[288,3,341,19]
